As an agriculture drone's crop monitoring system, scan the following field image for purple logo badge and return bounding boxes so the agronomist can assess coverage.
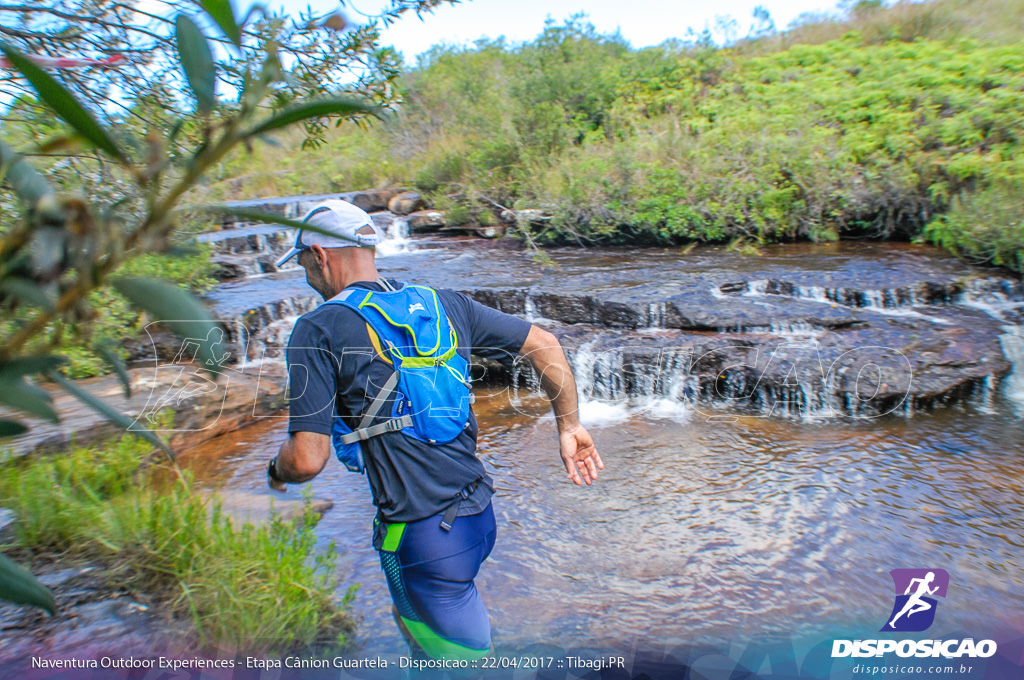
[881,569,949,632]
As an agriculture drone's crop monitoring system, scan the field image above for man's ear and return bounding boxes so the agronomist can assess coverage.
[310,243,328,269]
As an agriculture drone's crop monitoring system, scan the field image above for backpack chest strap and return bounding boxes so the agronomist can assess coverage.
[340,413,414,444]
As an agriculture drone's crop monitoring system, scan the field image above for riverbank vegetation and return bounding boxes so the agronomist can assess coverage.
[0,430,354,652]
[209,0,1024,272]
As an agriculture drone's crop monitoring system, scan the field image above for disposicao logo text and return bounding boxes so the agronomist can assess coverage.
[831,568,997,659]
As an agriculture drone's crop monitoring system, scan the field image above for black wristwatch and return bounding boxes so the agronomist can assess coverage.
[267,456,283,483]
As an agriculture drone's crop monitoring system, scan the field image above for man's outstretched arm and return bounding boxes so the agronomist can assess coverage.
[518,325,604,485]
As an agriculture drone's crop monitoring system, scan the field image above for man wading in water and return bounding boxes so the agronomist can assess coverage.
[266,200,603,659]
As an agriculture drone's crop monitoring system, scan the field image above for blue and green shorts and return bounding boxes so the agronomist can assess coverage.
[376,503,497,660]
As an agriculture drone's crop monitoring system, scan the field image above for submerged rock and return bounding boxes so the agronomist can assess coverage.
[211,491,334,526]
[406,210,446,232]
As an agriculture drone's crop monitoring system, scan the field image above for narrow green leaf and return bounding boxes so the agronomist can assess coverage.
[0,42,125,162]
[175,15,217,115]
[94,341,131,399]
[0,140,58,212]
[202,207,365,246]
[168,119,187,145]
[0,420,28,438]
[0,355,66,379]
[242,98,378,139]
[0,553,57,616]
[0,278,57,311]
[48,371,172,457]
[0,377,57,423]
[200,0,242,47]
[110,277,225,375]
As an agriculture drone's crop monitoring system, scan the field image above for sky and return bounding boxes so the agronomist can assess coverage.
[273,0,847,63]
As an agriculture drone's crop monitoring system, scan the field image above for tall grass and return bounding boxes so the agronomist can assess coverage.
[0,434,354,653]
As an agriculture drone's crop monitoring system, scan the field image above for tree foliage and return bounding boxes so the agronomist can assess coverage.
[0,0,457,144]
[0,0,453,613]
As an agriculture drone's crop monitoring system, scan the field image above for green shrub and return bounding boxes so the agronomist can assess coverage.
[924,180,1024,272]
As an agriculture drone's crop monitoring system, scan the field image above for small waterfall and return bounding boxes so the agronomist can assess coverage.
[523,296,538,322]
[796,284,830,303]
[957,277,1024,415]
[555,341,694,426]
[739,280,939,312]
[232,295,319,364]
[645,302,667,329]
[551,333,934,421]
[743,279,769,296]
[377,214,412,256]
[523,295,545,323]
[722,322,823,338]
[998,325,1024,417]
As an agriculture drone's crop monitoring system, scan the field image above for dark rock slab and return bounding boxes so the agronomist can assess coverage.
[210,253,261,281]
[348,189,396,214]
[217,190,400,225]
[548,304,1011,418]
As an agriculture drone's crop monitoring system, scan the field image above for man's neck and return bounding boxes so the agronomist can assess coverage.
[329,263,379,297]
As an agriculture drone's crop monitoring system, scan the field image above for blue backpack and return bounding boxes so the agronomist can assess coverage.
[323,280,473,473]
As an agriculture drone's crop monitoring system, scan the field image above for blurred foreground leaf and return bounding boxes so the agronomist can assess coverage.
[243,98,378,139]
[0,420,29,437]
[48,371,171,457]
[0,553,57,616]
[200,0,242,47]
[175,15,217,115]
[0,42,125,162]
[111,277,224,375]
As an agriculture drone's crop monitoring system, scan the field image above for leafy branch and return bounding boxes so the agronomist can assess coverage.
[0,0,427,614]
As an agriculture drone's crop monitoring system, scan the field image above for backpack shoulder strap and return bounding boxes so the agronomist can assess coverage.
[339,369,413,445]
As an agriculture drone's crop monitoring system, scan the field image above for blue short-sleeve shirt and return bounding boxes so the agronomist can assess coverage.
[285,280,531,522]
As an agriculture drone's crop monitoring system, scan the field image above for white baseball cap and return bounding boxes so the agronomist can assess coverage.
[275,199,385,267]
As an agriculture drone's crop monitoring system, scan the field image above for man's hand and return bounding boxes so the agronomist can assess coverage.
[559,425,603,485]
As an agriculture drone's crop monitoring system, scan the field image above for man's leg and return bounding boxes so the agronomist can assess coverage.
[378,503,497,660]
[392,605,427,659]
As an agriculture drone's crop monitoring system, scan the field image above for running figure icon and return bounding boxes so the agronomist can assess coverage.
[888,571,939,628]
[882,568,949,632]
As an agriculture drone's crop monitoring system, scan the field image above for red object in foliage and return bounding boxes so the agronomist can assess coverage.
[0,53,126,70]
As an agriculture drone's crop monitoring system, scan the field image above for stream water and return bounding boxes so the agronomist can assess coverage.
[185,215,1024,658]
[182,387,1024,656]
